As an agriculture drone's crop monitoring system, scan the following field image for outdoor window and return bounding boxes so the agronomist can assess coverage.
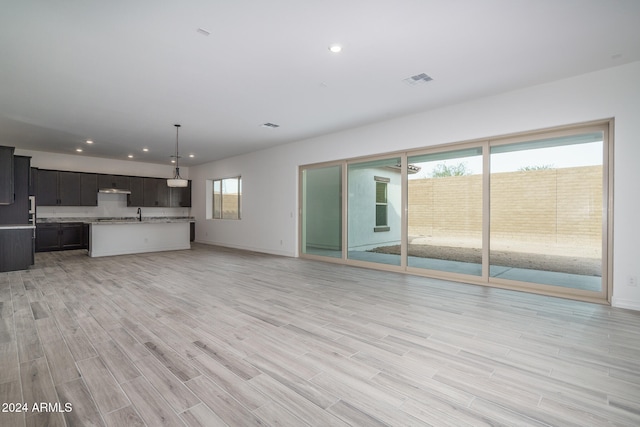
[212,176,241,219]
[375,177,389,231]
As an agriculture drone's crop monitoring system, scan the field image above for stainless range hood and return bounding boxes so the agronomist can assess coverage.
[98,188,131,194]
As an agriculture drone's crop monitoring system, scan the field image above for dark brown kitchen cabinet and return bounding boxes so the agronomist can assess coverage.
[34,169,97,206]
[35,223,61,251]
[98,174,130,190]
[58,171,81,205]
[30,168,190,208]
[0,156,30,224]
[127,176,144,206]
[82,223,89,249]
[34,169,59,206]
[60,223,84,249]
[79,173,98,206]
[143,177,169,207]
[0,146,15,205]
[0,229,33,272]
[170,181,192,207]
[36,222,86,252]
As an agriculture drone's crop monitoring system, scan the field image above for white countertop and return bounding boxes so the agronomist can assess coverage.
[88,218,194,225]
[38,217,194,225]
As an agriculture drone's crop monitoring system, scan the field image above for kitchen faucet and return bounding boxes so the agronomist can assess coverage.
[137,208,142,221]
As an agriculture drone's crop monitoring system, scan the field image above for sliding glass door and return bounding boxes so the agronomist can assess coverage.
[301,164,342,258]
[407,147,483,275]
[347,157,402,266]
[299,122,610,302]
[489,132,604,292]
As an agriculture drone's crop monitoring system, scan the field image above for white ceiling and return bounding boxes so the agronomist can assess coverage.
[1,0,639,166]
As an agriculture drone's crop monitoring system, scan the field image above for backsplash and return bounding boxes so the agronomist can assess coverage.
[36,192,190,219]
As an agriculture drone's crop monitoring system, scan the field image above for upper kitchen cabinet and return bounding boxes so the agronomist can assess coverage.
[35,169,59,206]
[58,171,82,205]
[0,146,15,205]
[98,174,130,190]
[79,172,98,206]
[34,169,98,206]
[142,177,169,207]
[170,181,192,207]
[29,167,190,208]
[127,176,144,207]
[135,177,191,207]
[0,155,30,224]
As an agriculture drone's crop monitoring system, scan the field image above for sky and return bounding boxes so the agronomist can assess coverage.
[410,141,603,178]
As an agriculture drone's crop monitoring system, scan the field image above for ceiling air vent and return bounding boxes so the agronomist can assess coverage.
[403,73,433,86]
[261,123,280,128]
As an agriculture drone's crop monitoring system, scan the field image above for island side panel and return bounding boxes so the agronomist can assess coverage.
[89,222,190,257]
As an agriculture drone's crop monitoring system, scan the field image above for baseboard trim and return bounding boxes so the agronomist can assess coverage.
[611,295,640,311]
[194,239,294,258]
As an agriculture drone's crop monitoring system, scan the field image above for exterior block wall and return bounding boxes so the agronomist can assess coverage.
[408,165,602,247]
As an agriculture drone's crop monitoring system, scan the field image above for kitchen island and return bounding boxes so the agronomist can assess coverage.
[88,219,191,258]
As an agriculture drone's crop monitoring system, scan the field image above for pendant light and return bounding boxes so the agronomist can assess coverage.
[167,124,188,187]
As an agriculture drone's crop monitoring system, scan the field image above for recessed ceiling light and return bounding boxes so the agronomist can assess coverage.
[128,154,134,158]
[76,148,83,152]
[86,140,93,144]
[328,44,342,53]
[143,148,149,152]
[171,159,176,164]
[189,154,195,158]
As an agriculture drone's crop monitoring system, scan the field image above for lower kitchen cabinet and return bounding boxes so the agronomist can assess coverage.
[36,222,87,252]
[35,223,60,251]
[0,229,33,272]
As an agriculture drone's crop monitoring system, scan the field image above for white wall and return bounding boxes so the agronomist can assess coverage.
[13,149,191,219]
[191,61,640,311]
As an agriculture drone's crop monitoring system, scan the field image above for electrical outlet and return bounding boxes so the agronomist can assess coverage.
[628,276,638,287]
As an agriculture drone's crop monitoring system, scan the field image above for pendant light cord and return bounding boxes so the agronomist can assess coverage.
[174,124,181,179]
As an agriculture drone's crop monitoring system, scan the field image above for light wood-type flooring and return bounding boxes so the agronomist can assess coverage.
[1,243,639,426]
